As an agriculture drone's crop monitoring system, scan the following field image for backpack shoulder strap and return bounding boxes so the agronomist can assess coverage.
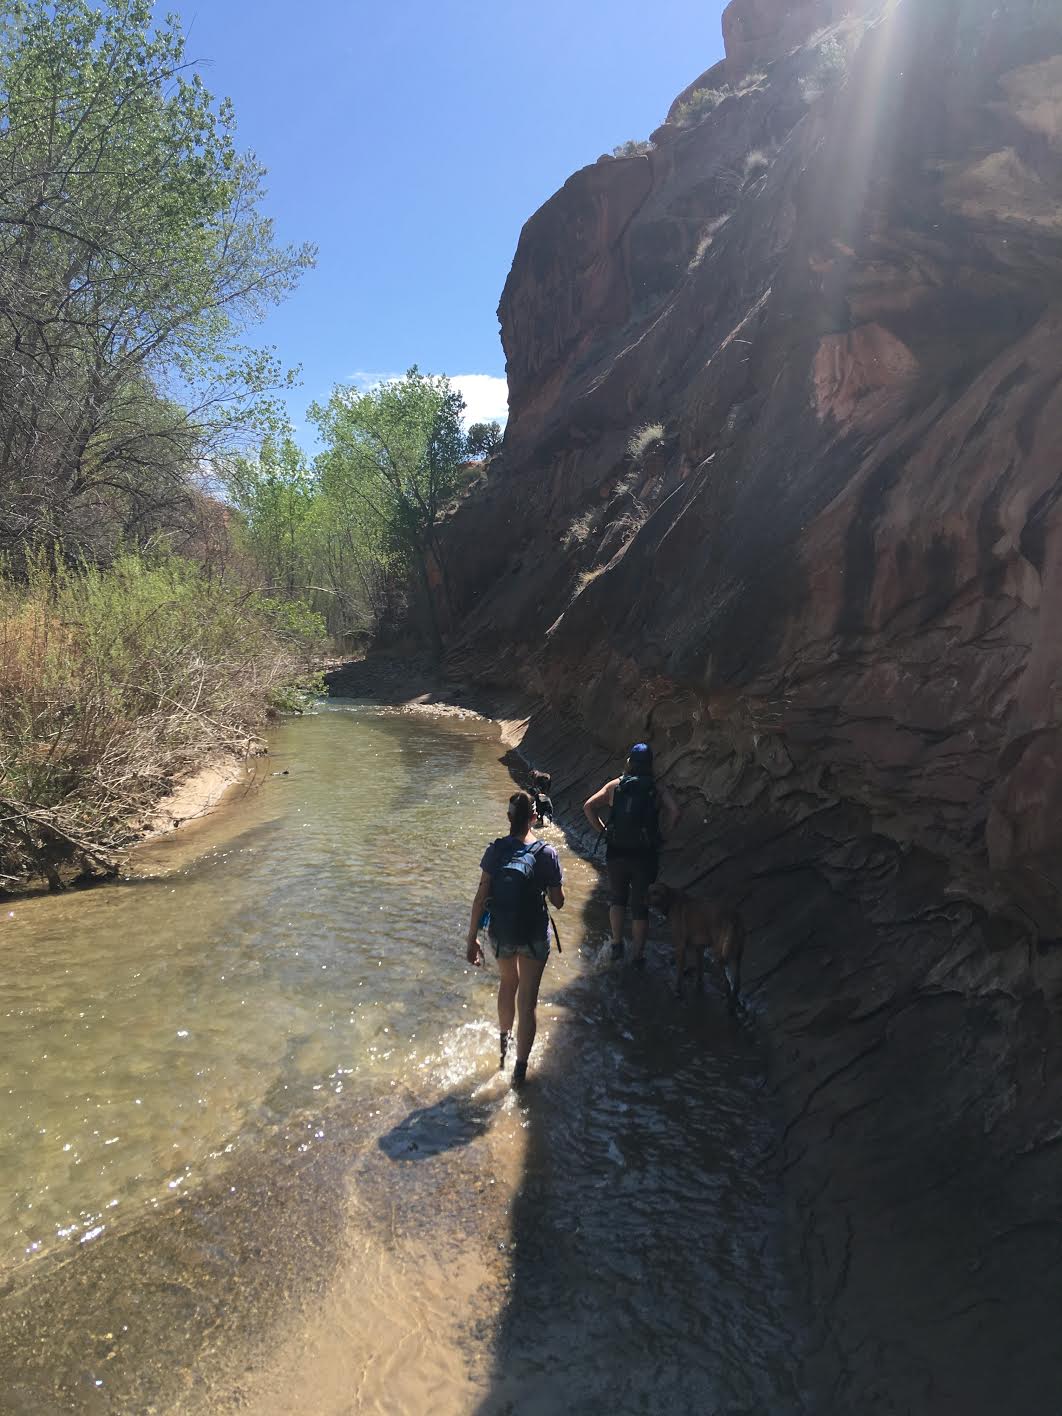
[499,838,544,868]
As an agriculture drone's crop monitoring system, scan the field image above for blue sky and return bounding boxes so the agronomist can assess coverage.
[172,2,725,444]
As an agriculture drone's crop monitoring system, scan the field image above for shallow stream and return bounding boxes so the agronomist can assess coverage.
[0,702,801,1414]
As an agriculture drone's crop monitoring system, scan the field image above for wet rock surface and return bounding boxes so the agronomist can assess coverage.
[435,1,1062,1409]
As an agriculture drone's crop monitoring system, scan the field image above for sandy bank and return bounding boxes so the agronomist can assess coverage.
[145,753,252,837]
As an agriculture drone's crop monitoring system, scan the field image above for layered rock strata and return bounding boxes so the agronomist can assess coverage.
[439,1,1062,1409]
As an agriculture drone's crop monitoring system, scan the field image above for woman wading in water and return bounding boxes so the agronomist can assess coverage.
[466,791,564,1088]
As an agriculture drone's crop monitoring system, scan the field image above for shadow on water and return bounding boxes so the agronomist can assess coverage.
[464,865,805,1416]
[378,1092,502,1162]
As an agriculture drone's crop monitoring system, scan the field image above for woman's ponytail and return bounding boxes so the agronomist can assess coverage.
[508,791,533,835]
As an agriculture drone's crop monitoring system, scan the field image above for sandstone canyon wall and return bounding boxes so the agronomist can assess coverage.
[441,1,1062,1410]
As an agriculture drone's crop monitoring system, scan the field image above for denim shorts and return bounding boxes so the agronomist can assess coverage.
[490,930,551,963]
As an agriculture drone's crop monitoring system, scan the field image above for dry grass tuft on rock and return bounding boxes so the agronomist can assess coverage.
[744,148,771,180]
[627,422,666,461]
[574,565,607,597]
[689,216,731,270]
[563,509,602,548]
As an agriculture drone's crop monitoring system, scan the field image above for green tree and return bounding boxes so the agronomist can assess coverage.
[0,0,314,561]
[226,434,316,597]
[309,450,401,639]
[309,369,468,652]
[466,420,503,460]
[227,429,393,641]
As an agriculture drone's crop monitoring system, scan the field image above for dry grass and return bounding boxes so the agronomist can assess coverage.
[563,509,602,549]
[627,422,666,461]
[0,549,323,889]
[574,565,607,596]
[611,470,643,499]
[744,149,770,180]
[688,215,731,270]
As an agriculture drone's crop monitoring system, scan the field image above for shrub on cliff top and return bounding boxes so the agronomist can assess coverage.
[466,421,503,459]
[673,87,730,128]
[612,139,653,158]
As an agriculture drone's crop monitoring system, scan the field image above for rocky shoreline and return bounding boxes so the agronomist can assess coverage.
[323,653,449,704]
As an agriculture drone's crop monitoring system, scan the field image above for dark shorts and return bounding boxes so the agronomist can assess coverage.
[606,854,658,921]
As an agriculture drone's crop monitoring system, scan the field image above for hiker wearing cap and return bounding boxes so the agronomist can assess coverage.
[583,744,679,966]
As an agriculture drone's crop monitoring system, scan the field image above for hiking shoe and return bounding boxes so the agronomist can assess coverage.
[631,954,647,971]
[511,1060,528,1090]
[610,940,624,963]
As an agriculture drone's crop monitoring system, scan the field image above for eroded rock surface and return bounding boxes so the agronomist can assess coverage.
[441,1,1062,1410]
[722,0,850,77]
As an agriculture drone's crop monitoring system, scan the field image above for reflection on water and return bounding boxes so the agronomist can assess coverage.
[0,702,802,1413]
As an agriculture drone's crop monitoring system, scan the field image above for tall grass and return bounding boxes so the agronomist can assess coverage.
[0,548,324,888]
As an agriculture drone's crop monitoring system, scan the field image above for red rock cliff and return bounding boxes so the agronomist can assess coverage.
[722,0,851,75]
[442,0,1062,1409]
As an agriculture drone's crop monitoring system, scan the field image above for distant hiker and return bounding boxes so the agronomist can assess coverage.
[529,770,554,827]
[583,743,679,966]
[466,790,565,1088]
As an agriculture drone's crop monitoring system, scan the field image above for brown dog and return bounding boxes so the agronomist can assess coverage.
[647,882,745,1007]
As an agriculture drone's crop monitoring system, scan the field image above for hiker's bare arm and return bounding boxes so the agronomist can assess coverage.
[548,883,565,909]
[466,871,491,963]
[583,778,620,833]
[659,785,680,837]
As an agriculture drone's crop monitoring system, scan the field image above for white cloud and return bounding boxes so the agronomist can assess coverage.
[341,370,509,429]
[346,369,399,391]
[451,373,509,428]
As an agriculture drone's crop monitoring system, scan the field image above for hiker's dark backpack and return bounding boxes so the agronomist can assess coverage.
[606,774,659,853]
[532,790,554,826]
[489,838,547,946]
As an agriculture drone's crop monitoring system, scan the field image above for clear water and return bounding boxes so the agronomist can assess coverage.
[0,701,802,1414]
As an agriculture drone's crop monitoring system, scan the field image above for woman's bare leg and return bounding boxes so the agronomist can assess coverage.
[514,955,547,1065]
[497,955,518,1062]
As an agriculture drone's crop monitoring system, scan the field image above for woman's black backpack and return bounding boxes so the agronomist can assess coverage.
[489,838,547,946]
[606,775,659,853]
